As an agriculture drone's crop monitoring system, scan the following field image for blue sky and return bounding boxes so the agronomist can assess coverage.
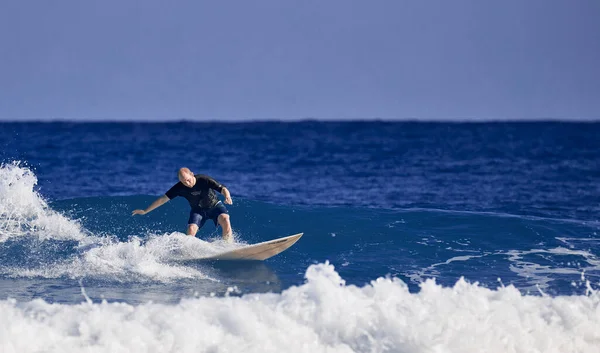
[1,0,599,121]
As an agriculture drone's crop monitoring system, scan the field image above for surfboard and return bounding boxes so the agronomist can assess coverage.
[199,233,303,261]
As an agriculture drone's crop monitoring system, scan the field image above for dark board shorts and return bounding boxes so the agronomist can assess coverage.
[187,201,228,228]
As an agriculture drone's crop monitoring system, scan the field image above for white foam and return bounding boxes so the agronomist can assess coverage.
[506,247,600,291]
[409,246,600,292]
[8,232,234,282]
[0,162,86,242]
[1,262,599,353]
[407,254,486,283]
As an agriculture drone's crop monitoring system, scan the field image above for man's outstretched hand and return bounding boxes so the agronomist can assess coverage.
[132,209,147,216]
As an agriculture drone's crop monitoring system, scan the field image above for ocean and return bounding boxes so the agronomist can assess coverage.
[0,121,599,352]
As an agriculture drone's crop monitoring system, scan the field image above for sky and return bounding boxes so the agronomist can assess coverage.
[1,0,599,122]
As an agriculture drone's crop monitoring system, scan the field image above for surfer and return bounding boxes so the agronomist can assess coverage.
[132,167,234,242]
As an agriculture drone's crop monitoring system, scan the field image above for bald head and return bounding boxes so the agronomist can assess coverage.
[178,167,196,188]
[178,167,192,178]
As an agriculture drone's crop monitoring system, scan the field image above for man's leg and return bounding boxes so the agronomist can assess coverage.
[217,213,232,242]
[187,211,203,237]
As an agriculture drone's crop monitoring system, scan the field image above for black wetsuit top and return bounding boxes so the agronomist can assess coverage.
[165,174,225,210]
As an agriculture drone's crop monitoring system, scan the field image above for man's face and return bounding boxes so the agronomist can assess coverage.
[180,172,195,188]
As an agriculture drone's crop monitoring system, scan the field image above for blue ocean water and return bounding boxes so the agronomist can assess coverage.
[1,121,599,352]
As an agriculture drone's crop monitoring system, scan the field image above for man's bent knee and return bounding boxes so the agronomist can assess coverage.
[218,213,230,224]
[218,214,231,232]
[187,224,199,236]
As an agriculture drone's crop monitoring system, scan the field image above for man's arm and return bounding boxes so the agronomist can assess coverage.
[132,195,170,215]
[221,187,233,205]
[200,174,233,205]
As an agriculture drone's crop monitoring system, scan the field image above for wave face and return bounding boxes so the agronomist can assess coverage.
[0,162,598,298]
[0,122,599,352]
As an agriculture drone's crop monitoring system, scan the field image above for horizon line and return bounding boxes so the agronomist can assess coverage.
[1,117,600,124]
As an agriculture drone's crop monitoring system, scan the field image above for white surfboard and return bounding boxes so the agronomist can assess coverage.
[201,233,303,261]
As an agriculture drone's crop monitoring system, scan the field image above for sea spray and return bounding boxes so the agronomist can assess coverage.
[0,162,86,242]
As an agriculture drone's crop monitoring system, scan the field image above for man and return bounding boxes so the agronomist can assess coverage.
[132,167,234,242]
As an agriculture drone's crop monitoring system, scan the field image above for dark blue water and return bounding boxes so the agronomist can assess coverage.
[4,121,599,220]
